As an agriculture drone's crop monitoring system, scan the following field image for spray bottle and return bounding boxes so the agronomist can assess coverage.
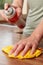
[5,7,25,29]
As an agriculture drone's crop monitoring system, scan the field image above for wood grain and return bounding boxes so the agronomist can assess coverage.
[0,25,43,65]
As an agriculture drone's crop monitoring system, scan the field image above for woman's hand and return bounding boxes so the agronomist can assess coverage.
[10,35,39,56]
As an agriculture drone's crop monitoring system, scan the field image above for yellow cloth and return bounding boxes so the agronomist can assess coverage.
[2,46,42,59]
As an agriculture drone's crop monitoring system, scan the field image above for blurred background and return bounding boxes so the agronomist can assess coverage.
[0,0,12,9]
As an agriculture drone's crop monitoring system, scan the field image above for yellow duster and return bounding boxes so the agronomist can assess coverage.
[2,46,42,59]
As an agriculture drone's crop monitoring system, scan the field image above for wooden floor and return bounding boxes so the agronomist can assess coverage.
[0,24,43,65]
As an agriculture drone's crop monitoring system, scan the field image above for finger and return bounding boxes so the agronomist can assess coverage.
[16,7,22,17]
[4,3,10,10]
[9,44,18,54]
[21,44,31,56]
[9,39,26,55]
[14,43,25,56]
[31,44,37,55]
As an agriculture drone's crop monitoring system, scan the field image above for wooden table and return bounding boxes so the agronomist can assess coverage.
[0,25,43,65]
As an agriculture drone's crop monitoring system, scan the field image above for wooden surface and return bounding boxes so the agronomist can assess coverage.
[0,25,43,65]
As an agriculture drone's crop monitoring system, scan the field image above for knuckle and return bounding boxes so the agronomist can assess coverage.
[16,49,19,52]
[16,48,19,53]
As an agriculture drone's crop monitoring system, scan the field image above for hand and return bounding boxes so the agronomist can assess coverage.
[0,3,22,24]
[9,35,39,56]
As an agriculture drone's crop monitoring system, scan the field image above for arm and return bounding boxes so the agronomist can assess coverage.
[31,19,43,43]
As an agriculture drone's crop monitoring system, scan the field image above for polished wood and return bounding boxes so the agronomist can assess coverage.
[0,25,43,65]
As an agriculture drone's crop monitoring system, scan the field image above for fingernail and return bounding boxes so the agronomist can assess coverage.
[30,53,32,55]
[14,53,17,56]
[30,52,33,55]
[21,53,24,56]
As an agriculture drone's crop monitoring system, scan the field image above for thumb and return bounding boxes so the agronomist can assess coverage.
[4,3,10,10]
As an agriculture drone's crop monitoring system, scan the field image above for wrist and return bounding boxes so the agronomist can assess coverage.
[31,29,42,43]
[31,20,43,42]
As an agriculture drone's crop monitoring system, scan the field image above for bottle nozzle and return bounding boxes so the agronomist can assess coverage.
[5,7,15,16]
